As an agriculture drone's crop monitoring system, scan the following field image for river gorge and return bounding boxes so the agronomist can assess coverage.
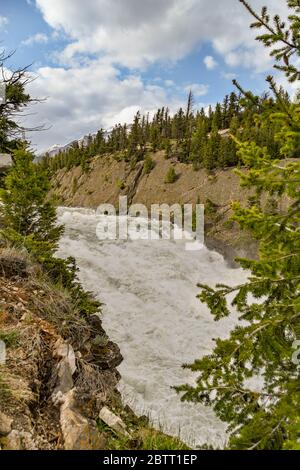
[57,207,247,448]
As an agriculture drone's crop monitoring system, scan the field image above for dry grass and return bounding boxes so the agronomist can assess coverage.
[0,367,34,404]
[26,278,90,348]
[0,246,34,279]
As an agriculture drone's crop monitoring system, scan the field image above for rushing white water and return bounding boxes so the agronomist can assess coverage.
[57,207,247,448]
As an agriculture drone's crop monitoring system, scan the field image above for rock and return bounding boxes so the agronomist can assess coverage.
[0,411,13,436]
[99,407,130,438]
[55,359,74,394]
[0,253,29,279]
[52,339,77,397]
[88,314,106,336]
[53,339,76,375]
[52,391,66,407]
[5,430,22,450]
[93,341,123,370]
[60,390,105,450]
[5,430,37,450]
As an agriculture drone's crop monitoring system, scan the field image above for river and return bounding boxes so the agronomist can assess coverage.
[57,207,247,448]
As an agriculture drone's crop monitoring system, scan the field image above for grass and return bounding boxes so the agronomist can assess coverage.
[0,368,33,404]
[137,429,190,450]
[107,427,189,450]
[0,371,12,402]
[97,416,190,450]
[0,330,20,348]
[28,278,90,348]
[96,393,190,450]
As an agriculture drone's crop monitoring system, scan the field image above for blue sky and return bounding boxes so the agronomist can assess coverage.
[0,0,288,152]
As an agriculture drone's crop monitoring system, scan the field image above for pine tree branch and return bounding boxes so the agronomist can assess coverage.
[247,418,285,450]
[239,0,296,49]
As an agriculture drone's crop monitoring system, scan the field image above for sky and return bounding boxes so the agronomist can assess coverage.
[0,0,292,153]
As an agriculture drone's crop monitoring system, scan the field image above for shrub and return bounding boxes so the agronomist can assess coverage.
[116,179,126,190]
[144,155,155,175]
[165,166,178,184]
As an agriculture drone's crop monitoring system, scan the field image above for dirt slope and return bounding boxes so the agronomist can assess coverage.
[50,151,289,263]
[51,151,251,208]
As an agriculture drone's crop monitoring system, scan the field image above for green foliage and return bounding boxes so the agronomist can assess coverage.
[116,178,126,190]
[0,147,100,319]
[177,0,300,451]
[144,155,155,174]
[240,0,300,82]
[0,330,19,348]
[0,51,34,153]
[41,83,286,174]
[72,177,78,196]
[98,419,189,450]
[0,147,64,258]
[165,166,178,184]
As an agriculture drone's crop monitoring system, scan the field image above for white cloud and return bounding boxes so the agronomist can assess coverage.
[221,71,237,81]
[26,60,184,152]
[35,0,288,71]
[164,80,175,87]
[22,33,49,46]
[204,55,217,70]
[25,0,292,151]
[185,83,209,97]
[0,16,8,30]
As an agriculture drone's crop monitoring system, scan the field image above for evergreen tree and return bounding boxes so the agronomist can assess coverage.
[190,118,208,168]
[0,51,42,153]
[165,166,178,184]
[182,90,194,162]
[177,0,300,450]
[0,146,64,259]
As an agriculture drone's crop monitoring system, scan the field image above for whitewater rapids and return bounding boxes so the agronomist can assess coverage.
[57,207,247,448]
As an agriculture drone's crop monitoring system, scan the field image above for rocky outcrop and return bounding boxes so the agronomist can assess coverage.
[99,407,130,438]
[50,151,261,262]
[60,390,105,450]
[0,412,13,437]
[50,151,292,264]
[51,151,250,210]
[0,248,123,450]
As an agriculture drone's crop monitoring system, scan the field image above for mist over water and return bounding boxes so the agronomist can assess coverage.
[57,207,247,448]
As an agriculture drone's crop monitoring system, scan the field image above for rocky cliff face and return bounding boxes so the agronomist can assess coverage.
[0,247,122,450]
[50,151,268,263]
[51,151,250,208]
[0,247,188,450]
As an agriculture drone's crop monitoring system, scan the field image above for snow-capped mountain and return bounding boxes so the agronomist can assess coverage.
[38,128,113,159]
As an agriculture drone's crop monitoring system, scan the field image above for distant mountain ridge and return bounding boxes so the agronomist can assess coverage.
[39,128,114,159]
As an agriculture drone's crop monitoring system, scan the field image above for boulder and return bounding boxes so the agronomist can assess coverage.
[52,339,77,397]
[92,341,123,370]
[5,430,37,450]
[60,390,105,450]
[99,407,130,437]
[0,411,13,436]
[53,338,76,375]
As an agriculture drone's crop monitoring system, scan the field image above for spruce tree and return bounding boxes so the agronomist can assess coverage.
[0,51,42,153]
[177,0,300,450]
[0,146,64,260]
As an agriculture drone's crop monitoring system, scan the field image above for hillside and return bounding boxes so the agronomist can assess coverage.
[50,150,264,264]
[0,246,188,450]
